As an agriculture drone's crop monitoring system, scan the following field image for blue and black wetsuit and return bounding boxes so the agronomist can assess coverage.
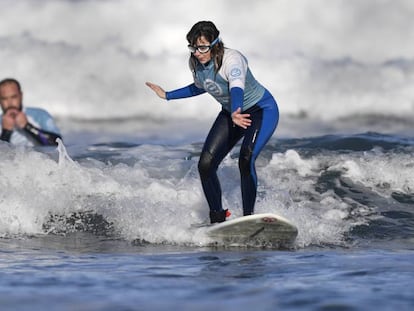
[166,48,279,222]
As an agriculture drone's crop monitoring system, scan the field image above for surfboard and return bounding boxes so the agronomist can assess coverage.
[206,213,298,248]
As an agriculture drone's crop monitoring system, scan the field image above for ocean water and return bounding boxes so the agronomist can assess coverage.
[1,0,414,310]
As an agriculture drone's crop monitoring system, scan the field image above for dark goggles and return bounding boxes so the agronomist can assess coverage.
[188,37,220,54]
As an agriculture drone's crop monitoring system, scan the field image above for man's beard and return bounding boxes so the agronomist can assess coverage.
[2,104,23,114]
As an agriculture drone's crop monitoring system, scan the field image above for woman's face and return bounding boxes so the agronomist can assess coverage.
[191,36,212,64]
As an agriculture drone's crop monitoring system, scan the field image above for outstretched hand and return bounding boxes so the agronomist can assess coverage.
[145,82,166,99]
[231,108,251,129]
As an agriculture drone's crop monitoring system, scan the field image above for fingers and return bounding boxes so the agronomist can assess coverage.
[238,117,252,129]
[232,109,251,129]
[145,81,159,90]
[239,113,251,119]
[145,82,156,90]
[145,82,166,99]
[15,111,28,128]
[1,113,15,130]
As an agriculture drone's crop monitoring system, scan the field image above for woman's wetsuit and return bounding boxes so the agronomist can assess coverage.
[198,90,278,216]
[166,48,279,222]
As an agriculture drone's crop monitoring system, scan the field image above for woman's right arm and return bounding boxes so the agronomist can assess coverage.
[145,82,205,100]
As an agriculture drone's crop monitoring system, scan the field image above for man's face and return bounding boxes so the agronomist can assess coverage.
[0,82,23,114]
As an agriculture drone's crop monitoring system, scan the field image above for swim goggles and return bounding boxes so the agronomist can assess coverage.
[188,37,220,54]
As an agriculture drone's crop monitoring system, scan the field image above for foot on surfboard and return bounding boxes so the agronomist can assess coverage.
[209,209,231,224]
[190,209,232,228]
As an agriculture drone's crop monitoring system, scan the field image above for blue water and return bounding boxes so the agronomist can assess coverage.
[2,0,414,310]
[1,237,413,311]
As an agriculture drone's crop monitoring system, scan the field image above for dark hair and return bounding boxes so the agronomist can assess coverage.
[186,21,224,74]
[0,78,22,93]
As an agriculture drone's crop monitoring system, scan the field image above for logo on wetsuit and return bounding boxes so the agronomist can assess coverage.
[203,79,222,96]
[230,68,242,77]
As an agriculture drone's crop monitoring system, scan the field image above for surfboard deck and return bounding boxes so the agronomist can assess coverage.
[206,213,298,248]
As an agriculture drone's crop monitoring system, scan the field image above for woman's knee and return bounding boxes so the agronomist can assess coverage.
[198,151,215,179]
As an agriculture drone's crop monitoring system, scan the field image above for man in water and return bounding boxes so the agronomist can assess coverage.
[0,78,62,146]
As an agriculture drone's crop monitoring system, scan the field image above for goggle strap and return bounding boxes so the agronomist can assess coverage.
[210,37,220,46]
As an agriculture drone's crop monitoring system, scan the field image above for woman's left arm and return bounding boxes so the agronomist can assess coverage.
[231,86,251,129]
[227,52,250,128]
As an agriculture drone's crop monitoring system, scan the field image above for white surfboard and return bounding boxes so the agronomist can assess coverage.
[206,213,298,248]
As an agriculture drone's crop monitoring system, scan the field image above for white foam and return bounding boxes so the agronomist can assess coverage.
[328,148,414,195]
[261,150,356,247]
[0,141,208,244]
[0,136,411,247]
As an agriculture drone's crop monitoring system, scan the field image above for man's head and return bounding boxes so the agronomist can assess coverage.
[0,78,23,113]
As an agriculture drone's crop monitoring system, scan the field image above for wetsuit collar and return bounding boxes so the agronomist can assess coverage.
[200,60,213,70]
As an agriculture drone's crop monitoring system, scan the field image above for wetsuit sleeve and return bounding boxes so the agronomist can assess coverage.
[0,128,13,142]
[166,83,206,100]
[230,87,244,113]
[24,122,62,146]
[222,50,248,112]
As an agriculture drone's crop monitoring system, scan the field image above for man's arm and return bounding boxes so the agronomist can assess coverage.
[1,111,16,142]
[24,122,62,146]
[0,128,13,142]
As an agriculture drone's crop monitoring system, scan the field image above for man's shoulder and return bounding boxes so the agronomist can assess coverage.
[24,107,61,133]
[25,107,50,113]
[25,107,53,117]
